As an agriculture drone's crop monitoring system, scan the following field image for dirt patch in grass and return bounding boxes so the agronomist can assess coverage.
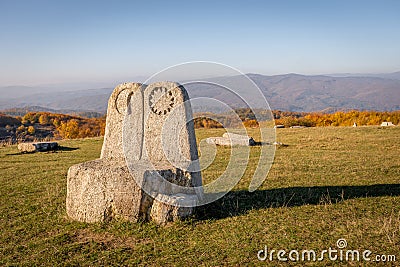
[71,229,148,249]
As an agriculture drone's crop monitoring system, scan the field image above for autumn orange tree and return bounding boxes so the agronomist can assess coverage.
[55,118,106,139]
[303,110,400,127]
[194,117,224,128]
[18,112,106,139]
[243,119,259,128]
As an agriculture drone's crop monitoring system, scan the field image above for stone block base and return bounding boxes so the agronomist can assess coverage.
[66,159,198,224]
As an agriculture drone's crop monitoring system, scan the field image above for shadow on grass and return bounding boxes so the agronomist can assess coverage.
[252,141,288,147]
[196,184,400,220]
[5,146,79,156]
[57,146,79,152]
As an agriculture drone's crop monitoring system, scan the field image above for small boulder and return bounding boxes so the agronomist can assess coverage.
[18,142,58,153]
[206,133,256,146]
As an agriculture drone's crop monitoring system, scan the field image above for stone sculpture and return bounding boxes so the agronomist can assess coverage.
[66,82,202,225]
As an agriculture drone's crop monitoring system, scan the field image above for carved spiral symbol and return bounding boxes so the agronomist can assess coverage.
[149,87,175,115]
[336,238,347,249]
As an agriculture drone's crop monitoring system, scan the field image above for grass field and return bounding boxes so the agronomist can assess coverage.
[1,126,399,266]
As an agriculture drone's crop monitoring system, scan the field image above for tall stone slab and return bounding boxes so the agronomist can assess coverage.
[101,82,143,160]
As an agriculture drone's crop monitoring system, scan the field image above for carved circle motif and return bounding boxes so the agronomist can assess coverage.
[115,87,132,114]
[149,87,175,115]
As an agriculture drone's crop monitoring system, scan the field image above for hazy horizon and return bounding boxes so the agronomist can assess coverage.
[1,70,400,89]
[1,1,399,86]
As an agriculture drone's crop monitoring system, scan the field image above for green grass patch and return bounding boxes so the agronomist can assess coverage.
[1,127,399,266]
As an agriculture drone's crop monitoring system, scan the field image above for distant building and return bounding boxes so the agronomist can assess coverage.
[353,122,357,127]
[380,122,395,126]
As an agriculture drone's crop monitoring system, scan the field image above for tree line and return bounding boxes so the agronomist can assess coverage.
[195,109,400,128]
[1,110,399,142]
[274,110,400,127]
[0,112,106,140]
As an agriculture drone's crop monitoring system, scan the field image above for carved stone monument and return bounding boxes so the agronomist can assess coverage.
[206,132,256,146]
[66,82,202,225]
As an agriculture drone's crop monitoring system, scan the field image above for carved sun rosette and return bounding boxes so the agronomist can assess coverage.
[149,87,175,115]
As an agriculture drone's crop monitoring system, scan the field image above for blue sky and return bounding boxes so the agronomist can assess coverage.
[1,0,399,86]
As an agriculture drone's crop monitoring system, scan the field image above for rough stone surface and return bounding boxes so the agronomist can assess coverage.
[66,82,202,225]
[142,82,202,185]
[18,142,58,153]
[150,194,196,225]
[101,82,143,160]
[206,133,255,146]
[66,159,146,222]
[223,132,256,146]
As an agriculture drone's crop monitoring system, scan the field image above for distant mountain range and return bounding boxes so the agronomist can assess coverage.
[0,88,113,113]
[246,73,400,112]
[0,72,399,114]
[0,106,104,118]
